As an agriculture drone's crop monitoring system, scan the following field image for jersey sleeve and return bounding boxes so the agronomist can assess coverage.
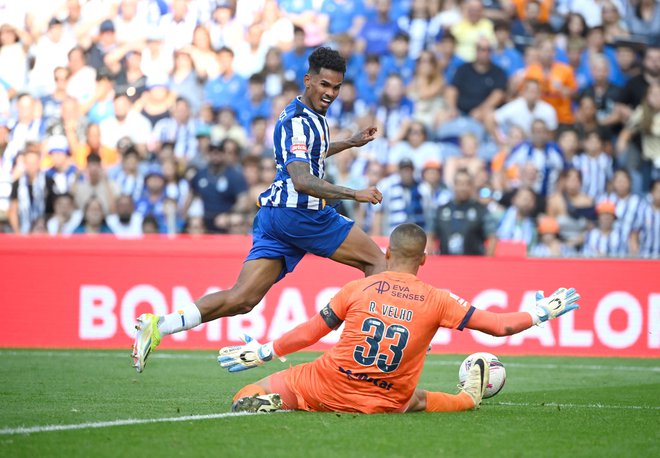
[435,289,475,331]
[281,117,311,166]
[328,280,361,322]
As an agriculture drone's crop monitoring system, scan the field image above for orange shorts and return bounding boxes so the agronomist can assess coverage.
[265,363,410,413]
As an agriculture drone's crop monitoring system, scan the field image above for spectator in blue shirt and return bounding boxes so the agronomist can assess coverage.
[492,20,525,77]
[578,26,625,89]
[434,32,465,83]
[187,139,248,233]
[354,54,386,108]
[388,0,412,22]
[203,47,247,111]
[335,33,365,82]
[135,165,168,232]
[86,70,115,124]
[358,0,400,56]
[282,26,311,84]
[321,0,367,37]
[381,32,416,84]
[238,74,273,131]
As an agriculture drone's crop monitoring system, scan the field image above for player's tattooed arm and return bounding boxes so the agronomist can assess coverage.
[287,161,382,204]
[327,126,378,157]
[288,160,356,199]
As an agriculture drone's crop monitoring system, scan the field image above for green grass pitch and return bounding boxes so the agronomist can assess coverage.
[0,349,658,457]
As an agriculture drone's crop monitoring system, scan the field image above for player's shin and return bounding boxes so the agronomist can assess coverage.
[157,302,203,336]
[424,391,476,412]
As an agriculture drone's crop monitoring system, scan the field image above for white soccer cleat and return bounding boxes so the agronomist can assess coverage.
[131,313,161,373]
[460,356,490,409]
[231,393,282,413]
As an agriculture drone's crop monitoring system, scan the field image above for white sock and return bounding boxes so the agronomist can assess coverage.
[158,303,202,336]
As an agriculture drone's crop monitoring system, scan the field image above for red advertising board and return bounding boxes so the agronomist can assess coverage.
[0,235,658,357]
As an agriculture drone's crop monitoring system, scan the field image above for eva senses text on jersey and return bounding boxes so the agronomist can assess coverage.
[362,280,426,302]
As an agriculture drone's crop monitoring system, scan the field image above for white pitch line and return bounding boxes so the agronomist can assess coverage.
[492,401,660,411]
[2,401,657,436]
[0,411,291,436]
[1,350,659,372]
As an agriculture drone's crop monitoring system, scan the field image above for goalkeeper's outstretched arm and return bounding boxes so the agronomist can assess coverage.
[218,311,335,372]
[273,313,333,357]
[465,287,581,336]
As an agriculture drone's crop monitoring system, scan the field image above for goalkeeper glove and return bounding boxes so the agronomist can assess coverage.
[534,287,580,325]
[218,334,277,373]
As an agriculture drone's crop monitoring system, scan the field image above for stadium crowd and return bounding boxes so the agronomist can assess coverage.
[0,0,658,258]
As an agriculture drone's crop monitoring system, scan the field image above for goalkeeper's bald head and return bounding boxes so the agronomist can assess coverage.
[387,223,427,269]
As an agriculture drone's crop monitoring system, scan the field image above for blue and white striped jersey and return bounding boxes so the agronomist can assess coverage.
[504,141,567,196]
[572,152,613,200]
[582,228,625,257]
[633,199,660,258]
[373,173,426,235]
[258,97,330,210]
[597,192,644,242]
[496,206,536,246]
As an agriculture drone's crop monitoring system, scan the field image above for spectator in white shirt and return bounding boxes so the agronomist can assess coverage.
[140,30,174,80]
[114,0,148,44]
[28,18,75,96]
[387,121,443,176]
[66,46,97,103]
[47,192,82,235]
[232,23,270,78]
[99,93,152,154]
[160,0,198,51]
[489,79,558,140]
[0,23,29,94]
[106,194,143,237]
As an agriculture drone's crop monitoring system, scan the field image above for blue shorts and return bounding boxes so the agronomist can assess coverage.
[245,205,354,282]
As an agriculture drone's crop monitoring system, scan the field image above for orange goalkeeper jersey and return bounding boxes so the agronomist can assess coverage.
[295,271,474,413]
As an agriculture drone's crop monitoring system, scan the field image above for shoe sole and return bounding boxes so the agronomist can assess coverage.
[472,357,489,407]
[232,394,282,413]
[131,317,153,373]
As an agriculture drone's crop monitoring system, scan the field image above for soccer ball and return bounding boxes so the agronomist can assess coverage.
[458,352,506,399]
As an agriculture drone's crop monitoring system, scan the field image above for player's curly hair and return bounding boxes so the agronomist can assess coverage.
[308,47,346,75]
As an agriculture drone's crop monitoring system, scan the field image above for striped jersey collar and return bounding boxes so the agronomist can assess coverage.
[295,96,327,119]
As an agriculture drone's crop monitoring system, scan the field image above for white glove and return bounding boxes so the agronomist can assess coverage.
[218,334,276,373]
[218,334,286,372]
[534,287,580,325]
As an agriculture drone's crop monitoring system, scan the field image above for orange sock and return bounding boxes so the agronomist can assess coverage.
[424,391,475,412]
[233,384,266,403]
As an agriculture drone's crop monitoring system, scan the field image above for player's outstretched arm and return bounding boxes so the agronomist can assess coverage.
[534,287,580,324]
[327,126,378,158]
[287,161,382,203]
[218,313,334,373]
[465,287,580,336]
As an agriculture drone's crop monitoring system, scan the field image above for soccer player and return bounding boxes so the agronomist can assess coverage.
[219,223,580,414]
[132,47,386,372]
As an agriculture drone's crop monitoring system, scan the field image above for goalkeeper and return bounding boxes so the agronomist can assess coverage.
[218,223,580,414]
